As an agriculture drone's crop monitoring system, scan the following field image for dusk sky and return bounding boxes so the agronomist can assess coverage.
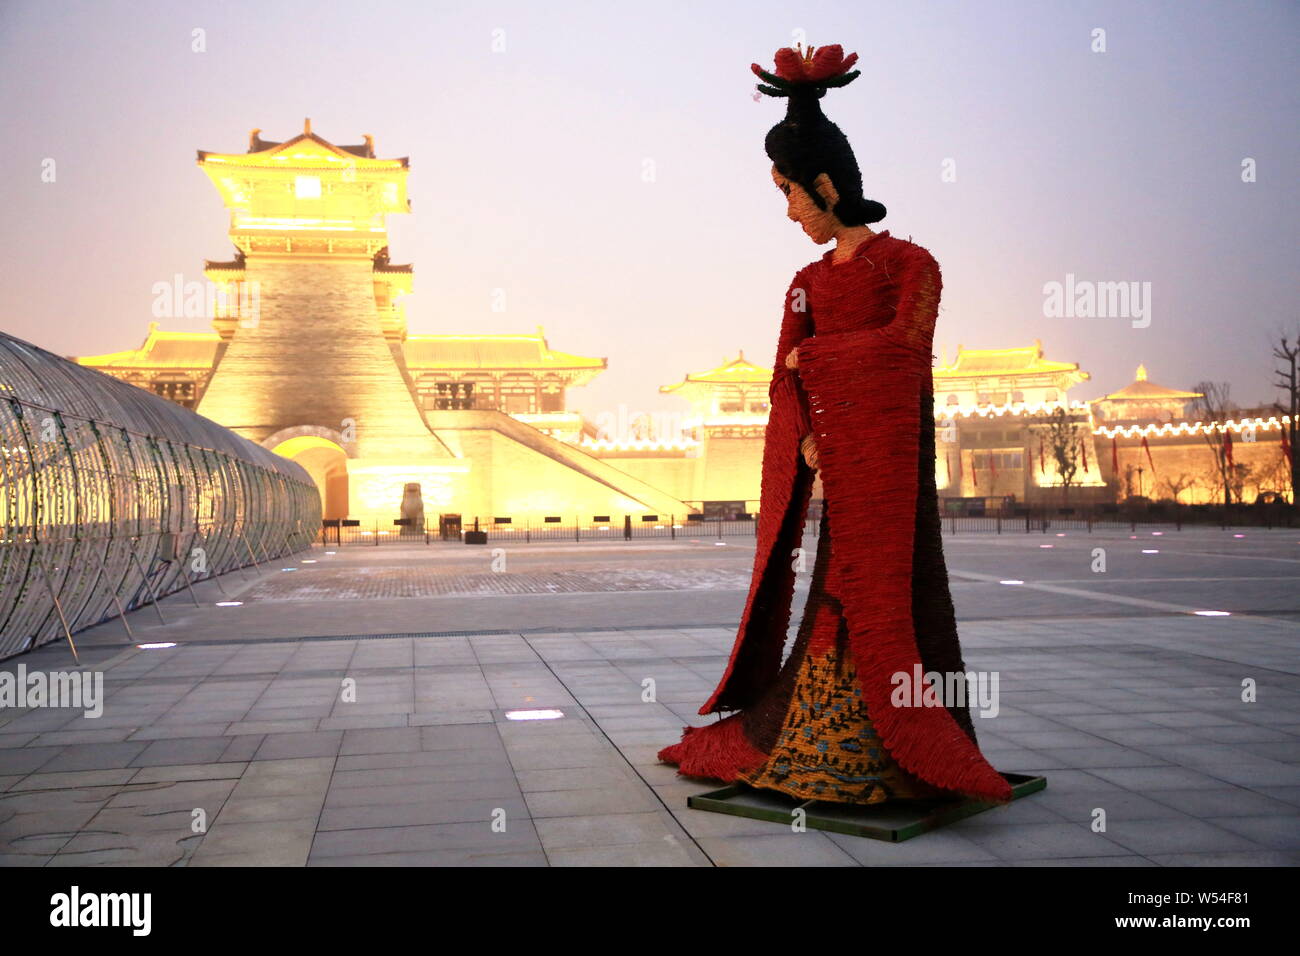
[1,0,1296,421]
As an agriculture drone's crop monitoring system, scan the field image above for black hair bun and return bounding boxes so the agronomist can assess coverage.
[752,45,886,226]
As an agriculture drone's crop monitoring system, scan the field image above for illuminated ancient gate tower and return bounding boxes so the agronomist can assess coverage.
[195,121,458,518]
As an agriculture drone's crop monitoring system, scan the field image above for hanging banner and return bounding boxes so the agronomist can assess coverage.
[1141,434,1157,475]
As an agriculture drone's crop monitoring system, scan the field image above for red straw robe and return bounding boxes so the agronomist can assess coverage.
[659,230,1012,804]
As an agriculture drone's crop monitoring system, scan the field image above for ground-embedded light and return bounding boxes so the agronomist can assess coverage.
[505,709,565,721]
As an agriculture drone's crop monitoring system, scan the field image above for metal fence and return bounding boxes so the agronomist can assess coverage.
[321,500,1296,548]
[0,332,321,660]
[941,502,1297,534]
[320,514,781,546]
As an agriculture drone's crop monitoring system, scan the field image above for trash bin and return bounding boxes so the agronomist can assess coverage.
[463,516,486,545]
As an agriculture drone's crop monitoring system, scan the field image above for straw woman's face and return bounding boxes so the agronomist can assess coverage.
[772,167,841,244]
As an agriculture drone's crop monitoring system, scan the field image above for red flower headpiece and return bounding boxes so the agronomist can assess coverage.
[751,43,860,97]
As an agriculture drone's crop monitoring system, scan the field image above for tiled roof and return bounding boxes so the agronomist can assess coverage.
[661,353,771,393]
[936,340,1080,377]
[404,333,605,371]
[74,324,219,370]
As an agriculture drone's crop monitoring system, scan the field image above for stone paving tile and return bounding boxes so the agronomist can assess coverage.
[827,829,1002,866]
[308,819,543,858]
[219,735,265,762]
[253,730,343,760]
[324,779,523,807]
[1101,817,1264,855]
[1028,786,1195,823]
[127,722,234,741]
[407,710,495,726]
[523,786,661,818]
[34,741,149,772]
[961,822,1133,861]
[1034,746,1174,769]
[0,785,122,858]
[318,714,409,731]
[131,736,232,767]
[668,807,796,839]
[516,766,641,793]
[191,820,316,866]
[1146,849,1300,866]
[0,709,80,733]
[335,747,508,772]
[318,796,528,831]
[330,762,516,789]
[108,778,238,810]
[1203,815,1300,848]
[131,762,247,784]
[1007,856,1159,867]
[51,806,202,866]
[32,727,140,746]
[0,851,54,866]
[0,746,60,776]
[9,768,137,791]
[532,810,691,851]
[1087,766,1237,791]
[1198,723,1296,743]
[1259,786,1300,806]
[496,722,596,743]
[547,842,704,866]
[309,848,549,866]
[212,793,324,825]
[245,705,334,721]
[339,727,423,755]
[223,758,333,801]
[413,691,496,710]
[1145,786,1299,817]
[225,718,320,736]
[699,832,859,866]
[1241,742,1300,762]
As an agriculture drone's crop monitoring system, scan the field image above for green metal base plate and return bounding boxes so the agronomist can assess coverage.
[686,773,1047,843]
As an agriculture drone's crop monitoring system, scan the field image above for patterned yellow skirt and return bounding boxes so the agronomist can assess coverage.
[739,508,947,805]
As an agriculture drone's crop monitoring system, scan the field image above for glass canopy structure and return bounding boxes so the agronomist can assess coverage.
[0,331,320,660]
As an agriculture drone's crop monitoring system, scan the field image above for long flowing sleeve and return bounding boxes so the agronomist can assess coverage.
[694,267,820,717]
[770,268,815,440]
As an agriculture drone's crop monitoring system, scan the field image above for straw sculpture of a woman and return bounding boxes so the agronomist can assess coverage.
[659,43,1012,806]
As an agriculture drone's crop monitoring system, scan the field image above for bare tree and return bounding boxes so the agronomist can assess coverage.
[1229,462,1256,505]
[1268,327,1299,505]
[1254,451,1292,501]
[1037,406,1082,503]
[1159,472,1197,503]
[1191,381,1238,506]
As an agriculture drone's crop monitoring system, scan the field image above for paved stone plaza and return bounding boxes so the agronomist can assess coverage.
[1,526,1297,866]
